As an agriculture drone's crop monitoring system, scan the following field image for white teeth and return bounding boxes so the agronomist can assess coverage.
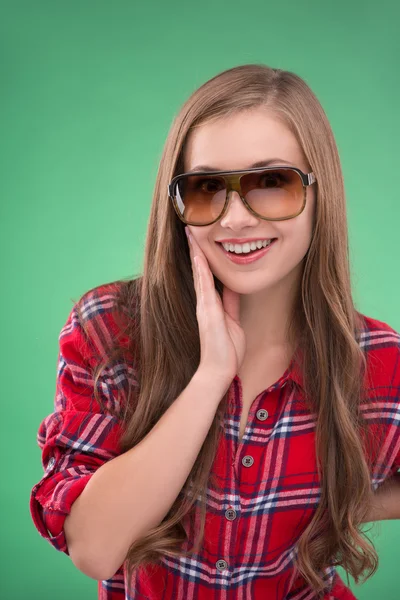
[221,239,274,254]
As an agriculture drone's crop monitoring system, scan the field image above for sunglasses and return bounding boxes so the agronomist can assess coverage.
[168,166,317,226]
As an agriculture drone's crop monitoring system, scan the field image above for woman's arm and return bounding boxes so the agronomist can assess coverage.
[364,472,400,522]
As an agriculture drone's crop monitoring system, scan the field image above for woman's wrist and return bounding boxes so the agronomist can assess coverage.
[192,367,233,399]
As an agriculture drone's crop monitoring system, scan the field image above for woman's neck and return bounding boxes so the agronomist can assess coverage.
[239,270,300,353]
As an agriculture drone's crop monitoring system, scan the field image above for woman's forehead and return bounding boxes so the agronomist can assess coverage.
[183,111,306,173]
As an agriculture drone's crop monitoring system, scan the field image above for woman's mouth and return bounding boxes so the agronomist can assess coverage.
[217,238,277,265]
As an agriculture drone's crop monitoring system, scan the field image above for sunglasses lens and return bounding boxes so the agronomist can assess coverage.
[242,168,304,219]
[173,168,304,225]
[175,175,227,225]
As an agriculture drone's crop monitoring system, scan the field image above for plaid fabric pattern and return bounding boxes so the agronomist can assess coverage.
[30,282,400,600]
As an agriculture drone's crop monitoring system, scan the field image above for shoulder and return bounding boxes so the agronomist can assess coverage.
[356,311,400,382]
[356,313,400,480]
[356,311,400,402]
[59,279,140,378]
[56,278,140,415]
[62,278,139,363]
[73,278,130,330]
[356,311,400,347]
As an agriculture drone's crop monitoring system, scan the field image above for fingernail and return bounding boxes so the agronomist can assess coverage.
[185,227,192,242]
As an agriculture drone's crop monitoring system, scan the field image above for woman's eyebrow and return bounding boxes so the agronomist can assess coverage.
[187,158,294,172]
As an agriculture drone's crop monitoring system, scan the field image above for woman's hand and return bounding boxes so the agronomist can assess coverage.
[185,227,246,386]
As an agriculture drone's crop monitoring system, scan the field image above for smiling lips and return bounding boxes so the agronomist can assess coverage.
[220,238,275,254]
[217,238,277,264]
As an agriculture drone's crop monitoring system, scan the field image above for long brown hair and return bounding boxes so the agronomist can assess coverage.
[78,64,379,594]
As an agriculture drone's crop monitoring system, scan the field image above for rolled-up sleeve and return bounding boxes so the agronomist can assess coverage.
[30,302,125,554]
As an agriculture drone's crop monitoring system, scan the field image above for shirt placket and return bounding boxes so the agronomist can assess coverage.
[213,376,288,588]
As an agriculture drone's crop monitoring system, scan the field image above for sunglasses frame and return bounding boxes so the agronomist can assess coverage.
[168,165,317,226]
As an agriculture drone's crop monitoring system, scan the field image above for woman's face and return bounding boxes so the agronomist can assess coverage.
[183,107,317,296]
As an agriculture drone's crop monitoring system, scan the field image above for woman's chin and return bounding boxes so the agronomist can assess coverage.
[215,276,274,296]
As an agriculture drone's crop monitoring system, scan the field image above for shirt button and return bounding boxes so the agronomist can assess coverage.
[47,457,56,470]
[242,455,254,467]
[216,559,228,571]
[256,409,268,421]
[225,508,237,521]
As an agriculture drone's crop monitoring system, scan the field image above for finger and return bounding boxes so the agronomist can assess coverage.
[194,254,225,326]
[186,228,209,263]
[193,252,217,297]
[185,228,222,317]
[185,227,199,293]
[186,228,215,299]
[186,232,214,289]
[222,286,241,324]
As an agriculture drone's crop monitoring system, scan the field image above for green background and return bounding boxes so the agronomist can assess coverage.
[1,1,399,598]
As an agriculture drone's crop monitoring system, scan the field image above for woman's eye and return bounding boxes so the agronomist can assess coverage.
[200,179,224,193]
[260,174,284,187]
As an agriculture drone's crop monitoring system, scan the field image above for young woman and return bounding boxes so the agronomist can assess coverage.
[30,64,400,600]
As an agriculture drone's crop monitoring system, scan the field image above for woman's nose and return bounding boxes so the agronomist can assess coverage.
[219,190,259,229]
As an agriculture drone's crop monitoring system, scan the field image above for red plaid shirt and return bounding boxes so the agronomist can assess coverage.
[30,282,400,600]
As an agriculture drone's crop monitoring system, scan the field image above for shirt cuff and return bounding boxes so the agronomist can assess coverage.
[30,474,92,554]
